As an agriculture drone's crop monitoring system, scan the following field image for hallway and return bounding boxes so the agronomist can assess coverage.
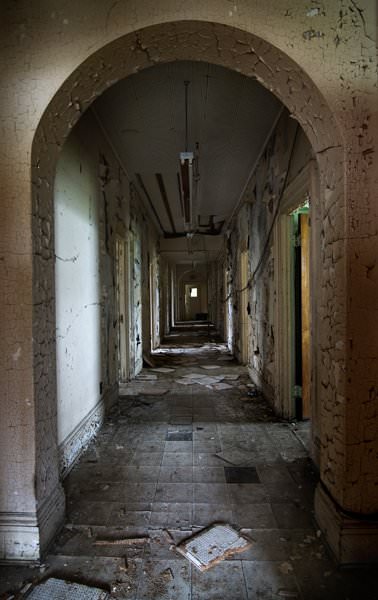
[1,0,378,588]
[1,328,377,599]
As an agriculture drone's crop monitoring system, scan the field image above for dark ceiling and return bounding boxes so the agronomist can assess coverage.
[93,60,282,236]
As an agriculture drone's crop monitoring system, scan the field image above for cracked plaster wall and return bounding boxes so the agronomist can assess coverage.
[54,109,130,472]
[0,1,377,561]
[227,111,313,402]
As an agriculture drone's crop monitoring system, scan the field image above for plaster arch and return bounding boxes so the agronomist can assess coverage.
[31,20,347,556]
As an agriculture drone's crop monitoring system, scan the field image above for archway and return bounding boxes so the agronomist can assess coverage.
[31,20,344,556]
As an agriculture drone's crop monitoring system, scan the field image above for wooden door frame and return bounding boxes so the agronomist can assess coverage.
[115,236,130,382]
[273,162,316,419]
[239,248,250,364]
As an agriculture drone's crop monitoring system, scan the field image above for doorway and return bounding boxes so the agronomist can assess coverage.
[184,283,202,320]
[293,209,311,420]
[239,249,250,364]
[115,238,129,382]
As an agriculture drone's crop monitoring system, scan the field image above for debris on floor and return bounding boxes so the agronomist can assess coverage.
[175,524,252,571]
[26,578,110,599]
[151,367,176,373]
[210,382,233,391]
[135,373,158,380]
[200,365,220,370]
[182,372,207,379]
[176,378,193,385]
[94,536,149,546]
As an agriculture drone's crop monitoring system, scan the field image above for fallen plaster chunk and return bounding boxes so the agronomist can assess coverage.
[182,373,207,379]
[222,374,239,380]
[175,524,252,571]
[195,376,222,385]
[27,578,110,599]
[176,378,193,385]
[94,536,148,546]
[200,365,221,370]
[210,382,233,391]
[151,367,176,373]
[136,373,158,380]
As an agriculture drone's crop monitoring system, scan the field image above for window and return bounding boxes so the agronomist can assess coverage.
[190,287,198,298]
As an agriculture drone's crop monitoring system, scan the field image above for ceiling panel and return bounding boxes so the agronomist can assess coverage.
[94,61,281,235]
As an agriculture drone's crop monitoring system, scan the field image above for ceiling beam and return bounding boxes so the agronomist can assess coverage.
[135,173,166,235]
[156,173,176,233]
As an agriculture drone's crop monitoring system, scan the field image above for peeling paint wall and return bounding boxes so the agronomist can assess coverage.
[227,110,314,405]
[54,110,129,474]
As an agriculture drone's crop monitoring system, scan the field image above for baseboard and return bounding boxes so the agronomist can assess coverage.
[58,384,118,478]
[37,482,66,555]
[0,482,66,564]
[0,511,40,563]
[315,483,378,565]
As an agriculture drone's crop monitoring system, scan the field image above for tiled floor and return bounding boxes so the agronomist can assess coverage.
[1,325,377,598]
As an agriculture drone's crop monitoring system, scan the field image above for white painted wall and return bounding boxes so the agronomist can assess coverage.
[54,129,102,446]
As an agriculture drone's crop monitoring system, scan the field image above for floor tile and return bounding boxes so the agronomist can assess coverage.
[242,560,302,599]
[162,452,193,466]
[158,466,193,483]
[194,483,231,504]
[150,503,193,529]
[193,503,233,526]
[192,561,247,600]
[165,441,193,453]
[130,452,164,466]
[232,503,278,529]
[136,559,191,599]
[228,483,269,504]
[193,467,226,483]
[155,483,194,503]
[270,503,314,529]
[224,466,261,483]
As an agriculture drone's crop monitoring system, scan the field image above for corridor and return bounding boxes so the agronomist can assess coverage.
[1,1,378,592]
[1,327,376,599]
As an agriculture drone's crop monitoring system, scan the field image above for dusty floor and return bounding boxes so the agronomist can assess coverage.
[1,325,377,599]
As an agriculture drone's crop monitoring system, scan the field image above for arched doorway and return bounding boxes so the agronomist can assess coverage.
[31,21,344,559]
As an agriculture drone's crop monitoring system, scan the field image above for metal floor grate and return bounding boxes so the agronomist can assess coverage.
[27,578,110,599]
[176,524,252,571]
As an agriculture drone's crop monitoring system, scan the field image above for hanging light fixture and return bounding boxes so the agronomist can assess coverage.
[180,81,193,228]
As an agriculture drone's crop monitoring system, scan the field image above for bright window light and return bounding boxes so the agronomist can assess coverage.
[190,287,198,297]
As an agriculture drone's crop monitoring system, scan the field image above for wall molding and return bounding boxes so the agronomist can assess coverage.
[37,482,65,556]
[0,510,40,563]
[0,482,65,564]
[315,483,378,565]
[58,384,118,478]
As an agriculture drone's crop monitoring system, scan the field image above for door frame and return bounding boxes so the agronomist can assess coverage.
[115,236,130,382]
[239,247,250,364]
[273,162,316,419]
